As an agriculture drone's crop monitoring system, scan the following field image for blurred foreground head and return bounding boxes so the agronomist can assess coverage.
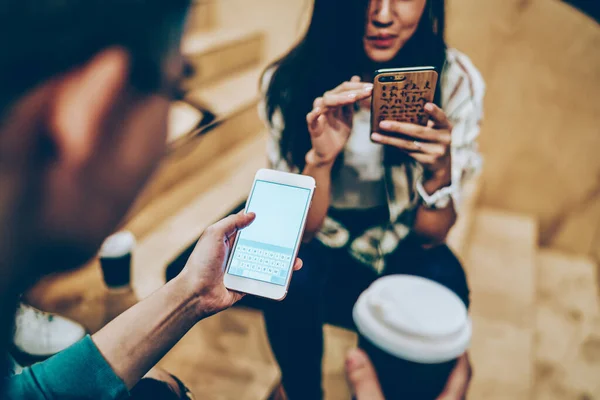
[0,0,191,288]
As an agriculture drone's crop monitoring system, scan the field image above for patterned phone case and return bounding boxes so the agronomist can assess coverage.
[371,69,439,134]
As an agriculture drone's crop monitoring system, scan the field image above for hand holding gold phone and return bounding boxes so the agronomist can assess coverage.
[370,66,439,140]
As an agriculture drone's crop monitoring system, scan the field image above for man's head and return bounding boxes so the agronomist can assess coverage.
[0,0,190,286]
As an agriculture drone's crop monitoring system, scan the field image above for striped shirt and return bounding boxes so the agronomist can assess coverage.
[261,49,485,274]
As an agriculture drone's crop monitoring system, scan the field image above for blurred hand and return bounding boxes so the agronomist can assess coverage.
[180,211,303,317]
[371,103,453,184]
[436,353,473,400]
[345,349,472,400]
[306,76,373,166]
[345,349,385,400]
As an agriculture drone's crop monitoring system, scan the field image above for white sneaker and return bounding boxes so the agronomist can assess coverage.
[13,303,86,358]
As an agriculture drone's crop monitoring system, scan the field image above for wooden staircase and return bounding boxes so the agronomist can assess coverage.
[127,0,267,235]
[125,7,600,393]
[467,210,537,399]
[125,3,282,398]
[466,212,600,399]
[533,250,600,399]
[26,2,600,399]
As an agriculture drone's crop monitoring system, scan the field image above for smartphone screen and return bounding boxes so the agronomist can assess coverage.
[227,180,311,286]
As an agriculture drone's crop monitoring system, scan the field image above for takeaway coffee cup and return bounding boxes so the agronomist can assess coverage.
[99,231,136,290]
[353,275,471,399]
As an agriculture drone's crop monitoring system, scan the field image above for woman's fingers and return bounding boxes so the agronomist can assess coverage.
[312,79,372,112]
[323,87,372,107]
[371,133,447,156]
[345,349,385,400]
[425,103,452,129]
[379,120,451,144]
[308,79,372,136]
[306,108,321,132]
[292,258,303,272]
[306,106,328,137]
[313,96,325,109]
[436,353,473,400]
[329,80,372,94]
[410,153,438,165]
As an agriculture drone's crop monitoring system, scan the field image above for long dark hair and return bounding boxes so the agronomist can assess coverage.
[264,0,447,170]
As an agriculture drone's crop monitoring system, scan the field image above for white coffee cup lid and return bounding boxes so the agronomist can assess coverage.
[99,231,136,258]
[353,275,471,364]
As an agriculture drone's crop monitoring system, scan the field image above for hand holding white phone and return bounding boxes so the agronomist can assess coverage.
[224,169,315,300]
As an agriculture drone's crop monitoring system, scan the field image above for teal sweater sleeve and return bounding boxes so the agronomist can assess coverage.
[4,335,129,399]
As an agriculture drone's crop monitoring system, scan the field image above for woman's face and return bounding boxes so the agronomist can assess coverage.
[363,0,427,63]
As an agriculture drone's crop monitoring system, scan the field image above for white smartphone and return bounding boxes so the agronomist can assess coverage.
[224,169,316,301]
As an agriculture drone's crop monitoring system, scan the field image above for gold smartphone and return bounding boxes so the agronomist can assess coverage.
[371,67,439,138]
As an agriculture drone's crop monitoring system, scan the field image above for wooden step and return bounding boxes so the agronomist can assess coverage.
[185,0,216,33]
[537,250,599,326]
[447,174,483,260]
[167,101,205,143]
[162,309,359,400]
[181,29,265,91]
[128,126,266,242]
[160,287,359,400]
[129,133,268,298]
[129,102,264,220]
[466,209,537,399]
[470,317,534,400]
[534,249,600,399]
[467,209,537,327]
[323,325,357,400]
[185,64,264,117]
[159,310,280,400]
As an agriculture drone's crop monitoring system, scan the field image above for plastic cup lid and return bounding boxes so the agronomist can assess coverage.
[99,231,136,259]
[353,275,471,364]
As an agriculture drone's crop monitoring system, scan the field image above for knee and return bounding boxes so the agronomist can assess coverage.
[263,255,324,325]
[285,244,329,299]
[130,368,190,399]
[417,245,470,308]
[345,349,385,400]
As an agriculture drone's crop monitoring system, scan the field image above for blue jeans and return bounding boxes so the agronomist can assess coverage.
[261,236,470,400]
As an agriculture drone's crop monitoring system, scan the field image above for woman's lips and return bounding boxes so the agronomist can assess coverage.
[366,34,398,49]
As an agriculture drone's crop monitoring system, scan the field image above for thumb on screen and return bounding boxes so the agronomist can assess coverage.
[210,212,256,239]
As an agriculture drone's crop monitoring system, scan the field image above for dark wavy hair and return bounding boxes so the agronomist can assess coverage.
[264,0,447,170]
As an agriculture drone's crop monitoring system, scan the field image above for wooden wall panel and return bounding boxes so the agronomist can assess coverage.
[447,0,600,260]
[209,0,311,62]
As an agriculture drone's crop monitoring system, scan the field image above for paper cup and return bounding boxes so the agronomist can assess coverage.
[353,275,471,399]
[99,231,136,290]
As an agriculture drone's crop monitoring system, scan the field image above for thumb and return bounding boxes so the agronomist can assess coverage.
[314,114,327,137]
[436,353,472,400]
[209,212,256,239]
[346,349,385,400]
[229,290,246,304]
[308,113,327,139]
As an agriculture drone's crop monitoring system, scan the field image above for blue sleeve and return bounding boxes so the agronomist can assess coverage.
[4,335,129,400]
